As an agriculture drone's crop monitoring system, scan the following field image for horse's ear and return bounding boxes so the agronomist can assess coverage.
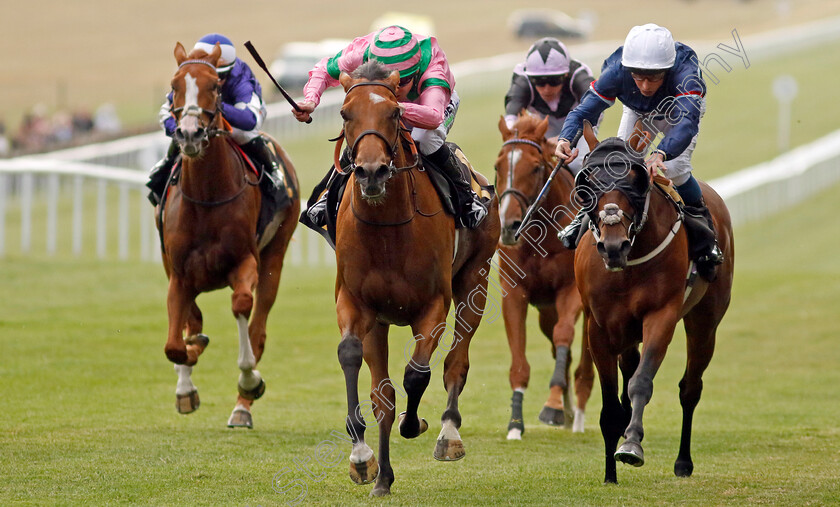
[498,116,512,139]
[626,119,652,155]
[535,115,549,139]
[386,70,400,91]
[174,42,187,65]
[583,120,599,151]
[207,42,222,67]
[339,72,354,91]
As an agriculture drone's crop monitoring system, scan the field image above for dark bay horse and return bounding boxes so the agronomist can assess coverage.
[573,122,733,483]
[157,42,300,428]
[495,113,594,437]
[333,61,500,496]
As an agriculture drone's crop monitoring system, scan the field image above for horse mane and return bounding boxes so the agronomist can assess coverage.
[353,60,393,83]
[511,113,547,140]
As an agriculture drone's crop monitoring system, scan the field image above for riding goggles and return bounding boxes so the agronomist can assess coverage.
[530,74,566,87]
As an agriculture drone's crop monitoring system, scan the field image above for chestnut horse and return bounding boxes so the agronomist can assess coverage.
[495,113,594,438]
[573,122,734,483]
[157,42,300,429]
[333,61,500,496]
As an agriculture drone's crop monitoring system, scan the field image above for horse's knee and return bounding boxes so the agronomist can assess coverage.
[628,375,654,403]
[337,336,363,370]
[678,377,703,407]
[231,292,253,318]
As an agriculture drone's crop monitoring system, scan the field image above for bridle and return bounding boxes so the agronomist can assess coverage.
[170,59,226,143]
[337,81,419,177]
[497,137,552,215]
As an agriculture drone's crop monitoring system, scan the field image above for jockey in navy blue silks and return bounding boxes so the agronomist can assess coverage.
[147,33,283,206]
[554,23,723,279]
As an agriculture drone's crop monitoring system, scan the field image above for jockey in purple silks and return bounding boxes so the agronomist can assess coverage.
[146,33,284,206]
[293,25,488,229]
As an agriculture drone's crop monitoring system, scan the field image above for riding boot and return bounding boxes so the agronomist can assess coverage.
[242,136,285,204]
[557,208,588,250]
[428,144,488,229]
[146,138,179,205]
[682,198,724,282]
[306,150,353,228]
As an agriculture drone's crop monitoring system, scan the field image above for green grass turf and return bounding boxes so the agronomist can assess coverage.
[1,180,838,504]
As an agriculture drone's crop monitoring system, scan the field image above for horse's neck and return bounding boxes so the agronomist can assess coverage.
[634,191,680,250]
[544,165,575,218]
[180,137,240,198]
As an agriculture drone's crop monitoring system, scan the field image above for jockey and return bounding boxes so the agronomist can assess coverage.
[293,25,488,229]
[554,24,724,280]
[504,37,597,173]
[146,33,283,206]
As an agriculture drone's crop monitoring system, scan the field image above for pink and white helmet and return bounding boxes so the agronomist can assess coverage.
[523,38,571,76]
[621,24,676,70]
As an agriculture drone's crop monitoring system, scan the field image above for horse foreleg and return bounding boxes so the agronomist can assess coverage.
[674,312,718,477]
[615,306,680,469]
[364,323,396,497]
[501,286,529,440]
[401,297,447,443]
[588,313,624,484]
[166,277,202,414]
[336,288,378,485]
[228,256,264,424]
[573,319,595,433]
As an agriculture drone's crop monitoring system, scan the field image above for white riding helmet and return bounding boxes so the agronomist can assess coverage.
[621,24,676,70]
[524,38,571,76]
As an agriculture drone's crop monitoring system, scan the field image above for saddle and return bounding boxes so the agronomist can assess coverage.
[299,142,493,249]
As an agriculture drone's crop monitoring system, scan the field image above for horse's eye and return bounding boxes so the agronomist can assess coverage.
[532,165,542,174]
[391,108,400,120]
[340,110,348,122]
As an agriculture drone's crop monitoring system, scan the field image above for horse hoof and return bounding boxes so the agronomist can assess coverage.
[433,438,465,461]
[538,406,565,426]
[184,333,210,347]
[349,456,379,485]
[398,411,428,439]
[175,390,200,414]
[227,407,253,429]
[370,484,391,497]
[674,459,694,477]
[238,378,265,401]
[615,441,645,467]
[506,428,522,440]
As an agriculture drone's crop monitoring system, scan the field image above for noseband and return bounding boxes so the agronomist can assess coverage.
[339,82,419,176]
[497,138,550,213]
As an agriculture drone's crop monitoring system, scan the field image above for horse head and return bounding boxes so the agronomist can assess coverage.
[170,42,223,158]
[339,61,410,202]
[495,113,554,245]
[576,121,651,271]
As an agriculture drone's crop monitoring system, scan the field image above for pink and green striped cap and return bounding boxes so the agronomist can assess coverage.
[366,25,421,78]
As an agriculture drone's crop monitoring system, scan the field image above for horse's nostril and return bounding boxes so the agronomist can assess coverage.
[597,242,606,256]
[509,220,522,231]
[375,165,390,180]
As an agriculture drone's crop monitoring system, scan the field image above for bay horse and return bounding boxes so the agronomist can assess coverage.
[157,42,300,429]
[573,122,734,483]
[495,113,594,437]
[333,61,500,496]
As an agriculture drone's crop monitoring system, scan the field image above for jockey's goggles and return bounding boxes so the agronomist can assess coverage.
[530,74,566,87]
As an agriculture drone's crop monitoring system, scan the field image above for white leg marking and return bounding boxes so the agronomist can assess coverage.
[349,441,374,463]
[438,419,461,441]
[236,314,261,391]
[506,428,523,440]
[573,407,585,433]
[174,364,196,395]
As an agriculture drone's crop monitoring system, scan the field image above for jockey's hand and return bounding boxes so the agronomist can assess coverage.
[293,101,315,123]
[555,138,578,165]
[645,151,668,178]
